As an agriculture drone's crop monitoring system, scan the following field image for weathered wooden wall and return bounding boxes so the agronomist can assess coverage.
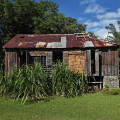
[102,49,119,76]
[5,51,18,75]
[85,49,100,76]
[85,48,119,76]
[29,51,48,56]
[29,49,118,76]
[5,50,53,75]
[86,50,91,76]
[5,48,119,77]
[63,51,69,64]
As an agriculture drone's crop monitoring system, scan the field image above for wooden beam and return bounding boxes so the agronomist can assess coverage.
[95,49,99,76]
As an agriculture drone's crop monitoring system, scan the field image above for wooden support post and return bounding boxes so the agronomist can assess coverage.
[95,49,99,76]
[86,50,91,76]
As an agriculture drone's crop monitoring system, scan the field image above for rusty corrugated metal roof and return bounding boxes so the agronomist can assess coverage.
[3,34,118,49]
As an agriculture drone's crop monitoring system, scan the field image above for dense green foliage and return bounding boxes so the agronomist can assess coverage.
[0,63,88,104]
[1,93,120,120]
[87,31,98,38]
[105,21,120,43]
[0,0,87,65]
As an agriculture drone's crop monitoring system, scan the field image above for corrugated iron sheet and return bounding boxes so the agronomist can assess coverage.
[3,34,118,49]
[84,41,94,47]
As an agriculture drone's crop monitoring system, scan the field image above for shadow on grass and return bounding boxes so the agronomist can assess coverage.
[25,97,55,105]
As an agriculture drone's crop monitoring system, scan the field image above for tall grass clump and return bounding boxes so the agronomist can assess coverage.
[0,64,7,96]
[0,65,4,87]
[0,64,48,104]
[0,62,88,104]
[51,62,88,97]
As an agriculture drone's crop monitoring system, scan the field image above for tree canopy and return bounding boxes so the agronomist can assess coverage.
[87,31,98,38]
[0,0,87,43]
[0,0,87,65]
[105,21,120,44]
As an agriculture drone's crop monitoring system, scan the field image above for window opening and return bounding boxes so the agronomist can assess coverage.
[33,56,46,67]
[53,51,63,63]
[28,54,34,66]
[18,52,46,67]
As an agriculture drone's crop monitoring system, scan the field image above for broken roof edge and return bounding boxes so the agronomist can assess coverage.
[98,40,119,46]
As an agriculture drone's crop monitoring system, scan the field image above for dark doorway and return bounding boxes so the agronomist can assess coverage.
[18,51,26,67]
[91,50,95,74]
[53,51,63,63]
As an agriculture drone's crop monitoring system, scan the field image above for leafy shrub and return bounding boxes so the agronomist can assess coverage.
[108,89,120,95]
[104,84,109,91]
[101,88,120,95]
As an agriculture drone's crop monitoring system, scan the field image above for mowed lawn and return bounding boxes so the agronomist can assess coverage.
[1,93,120,120]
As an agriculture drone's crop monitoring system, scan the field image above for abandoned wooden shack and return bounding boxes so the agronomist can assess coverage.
[3,34,119,89]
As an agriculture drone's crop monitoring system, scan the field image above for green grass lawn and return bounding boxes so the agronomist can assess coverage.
[1,93,120,120]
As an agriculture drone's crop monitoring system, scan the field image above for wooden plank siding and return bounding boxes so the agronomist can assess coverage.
[102,50,109,76]
[29,51,48,56]
[115,50,119,75]
[99,51,102,76]
[86,50,91,76]
[101,49,119,76]
[5,51,18,75]
[107,50,111,76]
[105,51,108,76]
[85,48,119,77]
[5,48,119,77]
[111,50,115,76]
[95,49,99,76]
[63,51,69,65]
[47,51,53,66]
[5,52,8,74]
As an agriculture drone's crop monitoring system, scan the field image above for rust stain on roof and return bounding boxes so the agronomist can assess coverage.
[36,42,46,48]
[3,34,118,49]
[28,35,36,37]
[18,42,28,46]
